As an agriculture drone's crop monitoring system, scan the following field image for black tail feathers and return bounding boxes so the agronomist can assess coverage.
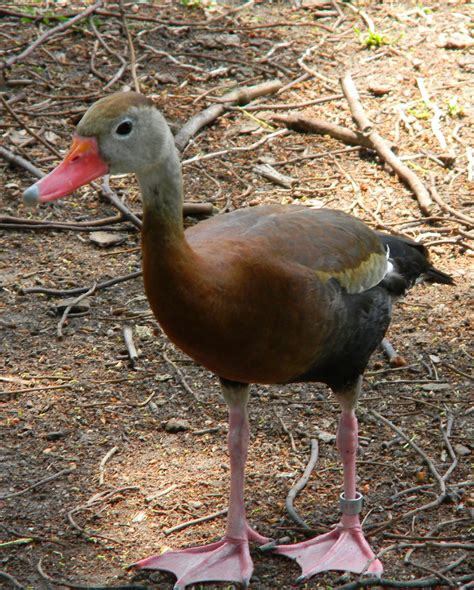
[423,266,454,285]
[377,233,454,287]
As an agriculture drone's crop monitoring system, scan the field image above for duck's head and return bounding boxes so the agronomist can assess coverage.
[23,92,174,205]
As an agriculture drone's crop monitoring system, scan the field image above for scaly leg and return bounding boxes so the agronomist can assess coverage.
[274,380,382,580]
[133,380,268,589]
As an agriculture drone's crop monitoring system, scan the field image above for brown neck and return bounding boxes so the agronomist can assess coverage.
[138,152,216,359]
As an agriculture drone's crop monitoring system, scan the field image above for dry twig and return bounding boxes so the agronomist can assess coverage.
[163,508,228,536]
[162,350,206,405]
[1,2,102,71]
[0,468,75,500]
[285,439,319,529]
[0,94,61,158]
[340,72,433,214]
[118,0,140,93]
[89,15,127,89]
[368,410,460,535]
[183,129,288,166]
[99,446,119,485]
[429,176,474,228]
[22,270,142,297]
[57,283,96,339]
[0,571,26,590]
[123,326,139,367]
[67,486,138,543]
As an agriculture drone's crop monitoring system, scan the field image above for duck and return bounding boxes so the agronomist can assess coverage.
[23,91,453,589]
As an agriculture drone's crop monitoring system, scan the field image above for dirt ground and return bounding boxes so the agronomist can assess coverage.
[1,1,473,589]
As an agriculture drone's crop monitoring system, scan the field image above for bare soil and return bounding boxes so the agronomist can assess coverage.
[0,2,472,589]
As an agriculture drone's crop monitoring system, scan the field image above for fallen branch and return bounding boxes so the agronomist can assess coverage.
[0,538,33,549]
[273,114,376,148]
[174,79,282,152]
[340,72,433,214]
[89,15,127,90]
[1,383,79,399]
[215,80,283,105]
[404,553,461,587]
[285,439,319,529]
[0,213,122,227]
[371,410,445,493]
[0,205,212,234]
[0,222,130,232]
[274,408,297,453]
[0,145,43,178]
[334,573,474,590]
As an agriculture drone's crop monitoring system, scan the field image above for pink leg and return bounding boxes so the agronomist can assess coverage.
[133,382,269,589]
[275,383,382,580]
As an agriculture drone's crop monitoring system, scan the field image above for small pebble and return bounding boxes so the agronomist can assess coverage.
[164,418,190,433]
[89,231,126,248]
[439,33,474,50]
[44,430,68,441]
[147,401,159,415]
[317,430,336,443]
[368,83,392,96]
[454,443,471,456]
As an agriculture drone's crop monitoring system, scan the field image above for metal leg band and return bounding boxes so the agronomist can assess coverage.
[339,491,363,515]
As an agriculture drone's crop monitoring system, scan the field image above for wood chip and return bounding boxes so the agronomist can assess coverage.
[439,34,474,50]
[89,231,127,248]
[254,163,296,188]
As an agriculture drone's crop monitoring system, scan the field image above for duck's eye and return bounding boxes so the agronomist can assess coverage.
[115,120,133,136]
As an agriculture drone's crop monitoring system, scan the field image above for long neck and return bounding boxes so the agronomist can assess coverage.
[138,138,205,333]
[138,142,185,249]
[137,135,228,368]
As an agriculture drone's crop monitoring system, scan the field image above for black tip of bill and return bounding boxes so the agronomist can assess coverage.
[23,184,40,206]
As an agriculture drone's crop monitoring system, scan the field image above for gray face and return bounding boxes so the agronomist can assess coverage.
[76,94,174,176]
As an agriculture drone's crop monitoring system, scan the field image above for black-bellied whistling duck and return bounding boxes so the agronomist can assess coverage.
[23,92,453,589]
